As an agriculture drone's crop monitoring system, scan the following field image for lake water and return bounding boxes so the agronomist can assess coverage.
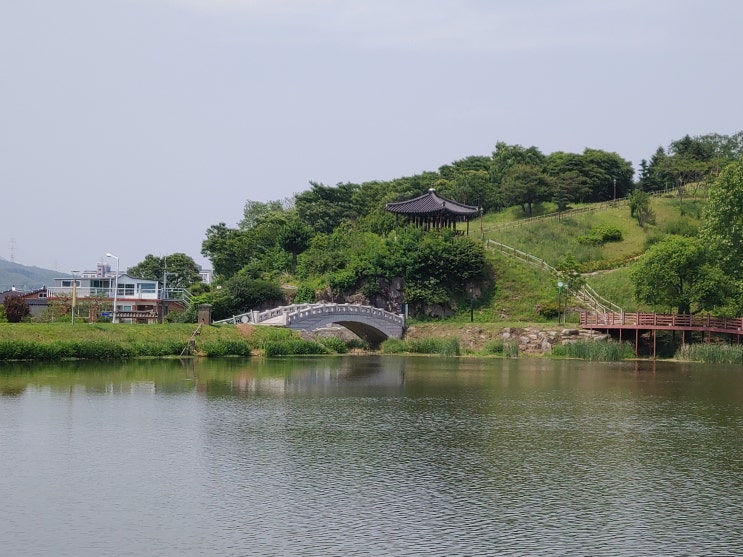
[1,356,741,556]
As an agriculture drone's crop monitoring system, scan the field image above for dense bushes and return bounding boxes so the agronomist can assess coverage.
[576,225,623,245]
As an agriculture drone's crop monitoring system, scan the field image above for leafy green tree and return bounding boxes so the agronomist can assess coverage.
[581,149,635,201]
[636,147,672,192]
[239,198,291,230]
[278,216,313,273]
[627,190,655,228]
[223,274,283,315]
[128,253,203,289]
[201,223,249,279]
[3,295,30,322]
[500,164,553,216]
[553,170,590,213]
[490,142,546,183]
[700,159,743,276]
[546,149,634,202]
[631,236,730,314]
[438,156,495,210]
[295,181,359,233]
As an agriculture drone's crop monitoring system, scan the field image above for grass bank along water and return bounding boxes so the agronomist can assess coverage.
[2,321,736,363]
[0,323,357,360]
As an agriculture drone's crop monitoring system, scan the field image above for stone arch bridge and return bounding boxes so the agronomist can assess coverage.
[213,303,406,345]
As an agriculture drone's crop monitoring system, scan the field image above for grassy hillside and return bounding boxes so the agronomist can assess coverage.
[0,259,65,291]
[477,189,706,319]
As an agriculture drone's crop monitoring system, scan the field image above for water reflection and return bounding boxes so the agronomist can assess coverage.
[1,356,742,556]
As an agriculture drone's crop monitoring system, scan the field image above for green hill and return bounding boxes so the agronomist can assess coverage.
[478,190,706,321]
[0,259,66,292]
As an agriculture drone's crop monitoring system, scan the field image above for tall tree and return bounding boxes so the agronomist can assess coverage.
[636,147,672,192]
[553,170,590,213]
[295,182,359,233]
[278,216,313,274]
[500,164,553,216]
[201,223,249,279]
[700,159,743,276]
[128,253,203,289]
[239,198,291,230]
[490,142,545,208]
[631,236,729,314]
[627,190,655,228]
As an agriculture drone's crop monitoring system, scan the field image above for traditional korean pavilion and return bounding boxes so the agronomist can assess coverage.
[385,188,481,235]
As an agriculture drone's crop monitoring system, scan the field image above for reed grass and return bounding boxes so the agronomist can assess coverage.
[674,343,743,364]
[481,339,519,358]
[380,337,461,356]
[550,339,635,361]
[262,340,330,357]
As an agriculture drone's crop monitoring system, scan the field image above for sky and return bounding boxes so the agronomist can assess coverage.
[1,0,740,275]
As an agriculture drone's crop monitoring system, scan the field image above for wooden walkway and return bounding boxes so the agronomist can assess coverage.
[579,312,743,357]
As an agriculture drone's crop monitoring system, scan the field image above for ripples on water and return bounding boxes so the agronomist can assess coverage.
[1,357,742,556]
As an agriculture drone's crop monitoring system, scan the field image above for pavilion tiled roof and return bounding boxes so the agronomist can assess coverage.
[385,188,480,218]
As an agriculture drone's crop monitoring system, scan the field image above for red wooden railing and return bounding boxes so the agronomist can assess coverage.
[580,312,743,333]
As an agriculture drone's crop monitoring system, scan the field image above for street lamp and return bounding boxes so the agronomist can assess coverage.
[557,280,565,324]
[469,283,474,323]
[71,270,79,325]
[106,253,119,323]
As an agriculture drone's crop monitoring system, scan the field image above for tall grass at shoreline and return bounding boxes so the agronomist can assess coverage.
[0,323,349,360]
[550,339,635,361]
[381,337,461,356]
[675,343,743,364]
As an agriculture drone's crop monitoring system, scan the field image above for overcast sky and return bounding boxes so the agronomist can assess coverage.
[2,0,740,274]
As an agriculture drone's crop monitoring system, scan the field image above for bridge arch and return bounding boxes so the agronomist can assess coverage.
[285,304,405,346]
[213,303,406,346]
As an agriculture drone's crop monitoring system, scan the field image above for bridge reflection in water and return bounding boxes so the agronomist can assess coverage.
[213,303,406,346]
[580,311,743,357]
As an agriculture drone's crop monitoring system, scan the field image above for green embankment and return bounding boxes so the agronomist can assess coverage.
[0,190,713,362]
[0,323,345,360]
[476,190,705,320]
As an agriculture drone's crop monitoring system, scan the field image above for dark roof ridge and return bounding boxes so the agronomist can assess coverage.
[385,188,480,216]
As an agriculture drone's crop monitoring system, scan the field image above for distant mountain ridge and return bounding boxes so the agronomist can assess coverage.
[0,258,67,292]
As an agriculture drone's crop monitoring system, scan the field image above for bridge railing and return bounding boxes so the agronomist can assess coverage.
[580,312,743,332]
[286,303,405,327]
[213,303,405,327]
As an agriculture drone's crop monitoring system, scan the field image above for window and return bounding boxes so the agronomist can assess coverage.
[118,283,135,296]
[137,283,156,294]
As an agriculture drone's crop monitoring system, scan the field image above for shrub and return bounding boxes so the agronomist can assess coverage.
[3,296,30,323]
[537,301,559,319]
[380,338,406,354]
[576,225,623,245]
[294,284,316,303]
[482,339,504,355]
[328,268,358,294]
[318,337,348,354]
[263,340,329,356]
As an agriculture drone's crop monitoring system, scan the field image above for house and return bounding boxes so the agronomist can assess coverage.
[0,287,48,318]
[46,268,191,323]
